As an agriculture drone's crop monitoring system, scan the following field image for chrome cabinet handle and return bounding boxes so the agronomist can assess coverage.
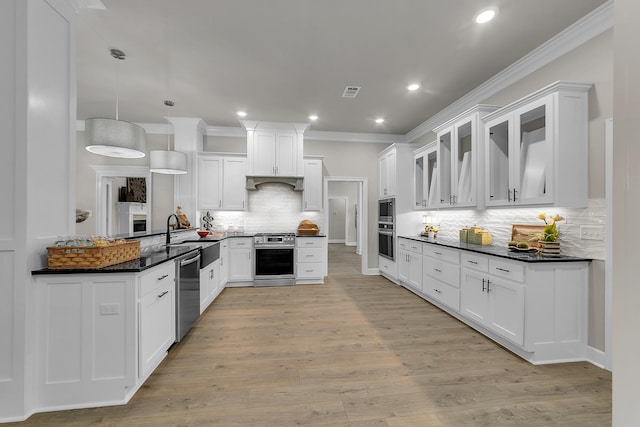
[158,290,169,298]
[482,278,486,292]
[158,274,169,281]
[467,260,478,264]
[496,267,510,273]
[434,268,441,273]
[434,288,441,294]
[434,251,442,255]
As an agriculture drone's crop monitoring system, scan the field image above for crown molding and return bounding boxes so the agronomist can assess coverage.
[305,130,406,144]
[404,0,613,143]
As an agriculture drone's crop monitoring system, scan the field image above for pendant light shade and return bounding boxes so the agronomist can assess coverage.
[149,100,188,174]
[85,118,146,158]
[85,48,147,158]
[150,150,187,174]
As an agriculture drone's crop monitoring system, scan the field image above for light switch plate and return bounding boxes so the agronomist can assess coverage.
[580,225,604,241]
[99,303,120,315]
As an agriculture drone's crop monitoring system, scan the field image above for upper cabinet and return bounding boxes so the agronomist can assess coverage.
[198,154,247,211]
[433,105,499,209]
[242,121,309,177]
[378,148,397,198]
[483,81,591,208]
[413,142,438,210]
[303,156,323,211]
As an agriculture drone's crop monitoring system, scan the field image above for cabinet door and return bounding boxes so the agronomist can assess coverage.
[397,250,410,285]
[512,94,554,205]
[408,252,423,290]
[275,131,297,176]
[378,153,390,198]
[484,116,512,206]
[200,265,213,314]
[219,241,229,286]
[139,282,175,379]
[437,128,453,207]
[303,158,323,211]
[414,145,437,210]
[453,117,475,207]
[387,150,396,197]
[198,157,222,209]
[460,269,490,326]
[414,153,426,209]
[487,277,525,345]
[222,157,247,210]
[229,239,252,282]
[252,131,277,176]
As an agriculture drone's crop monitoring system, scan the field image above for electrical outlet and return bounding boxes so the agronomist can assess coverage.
[580,225,604,241]
[99,303,120,315]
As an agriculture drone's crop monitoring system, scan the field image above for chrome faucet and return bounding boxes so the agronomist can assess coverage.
[166,214,180,245]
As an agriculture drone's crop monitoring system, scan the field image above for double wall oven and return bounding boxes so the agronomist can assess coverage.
[378,197,395,260]
[254,233,296,286]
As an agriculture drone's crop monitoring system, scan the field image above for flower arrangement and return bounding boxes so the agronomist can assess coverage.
[424,225,438,238]
[537,213,564,242]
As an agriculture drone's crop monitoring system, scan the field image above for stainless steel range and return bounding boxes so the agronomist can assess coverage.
[253,233,296,286]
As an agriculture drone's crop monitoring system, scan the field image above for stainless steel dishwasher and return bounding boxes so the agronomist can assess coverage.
[175,251,201,342]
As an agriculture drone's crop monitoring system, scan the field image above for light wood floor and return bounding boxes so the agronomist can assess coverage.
[13,244,611,426]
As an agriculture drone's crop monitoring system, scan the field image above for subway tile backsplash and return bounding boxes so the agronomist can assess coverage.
[398,198,606,260]
[200,183,324,234]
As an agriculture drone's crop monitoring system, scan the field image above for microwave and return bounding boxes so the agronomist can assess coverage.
[378,198,395,223]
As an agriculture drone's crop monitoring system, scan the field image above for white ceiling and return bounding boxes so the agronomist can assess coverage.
[75,0,608,136]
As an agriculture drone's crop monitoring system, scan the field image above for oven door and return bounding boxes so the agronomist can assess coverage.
[378,230,394,261]
[254,247,295,285]
[378,198,395,223]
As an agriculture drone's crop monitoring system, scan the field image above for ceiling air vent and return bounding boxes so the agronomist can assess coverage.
[342,86,361,98]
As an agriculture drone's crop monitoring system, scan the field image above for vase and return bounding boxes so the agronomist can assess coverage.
[538,240,560,255]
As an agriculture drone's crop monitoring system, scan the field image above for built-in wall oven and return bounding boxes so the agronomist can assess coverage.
[378,223,394,260]
[378,197,395,223]
[254,233,295,286]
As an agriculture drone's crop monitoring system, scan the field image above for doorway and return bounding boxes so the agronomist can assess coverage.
[328,197,348,244]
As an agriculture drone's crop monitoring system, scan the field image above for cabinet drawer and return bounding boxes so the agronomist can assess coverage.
[423,278,460,311]
[489,258,525,283]
[399,238,422,255]
[423,244,459,265]
[379,257,396,277]
[139,262,175,297]
[423,256,459,287]
[296,238,324,248]
[296,262,323,278]
[297,247,323,262]
[229,237,252,249]
[461,253,489,272]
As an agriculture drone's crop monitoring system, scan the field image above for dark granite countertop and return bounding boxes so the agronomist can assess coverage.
[295,234,326,238]
[399,235,591,263]
[32,245,199,275]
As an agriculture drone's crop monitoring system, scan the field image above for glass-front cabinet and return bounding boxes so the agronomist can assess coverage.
[433,105,498,209]
[413,142,437,210]
[483,81,591,208]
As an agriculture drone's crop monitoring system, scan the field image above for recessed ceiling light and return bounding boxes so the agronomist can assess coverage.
[237,111,247,117]
[475,7,498,24]
[309,115,318,121]
[407,83,421,91]
[375,118,384,124]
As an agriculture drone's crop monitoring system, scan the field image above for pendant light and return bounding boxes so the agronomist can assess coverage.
[85,48,147,158]
[149,100,187,174]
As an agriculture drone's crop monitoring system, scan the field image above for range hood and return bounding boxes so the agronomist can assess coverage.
[246,176,304,191]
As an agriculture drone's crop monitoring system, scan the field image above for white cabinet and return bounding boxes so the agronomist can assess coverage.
[397,238,422,291]
[198,154,247,211]
[116,202,148,234]
[138,262,176,379]
[433,105,498,208]
[228,237,253,283]
[242,121,309,178]
[219,239,229,287]
[296,237,328,284]
[200,259,221,314]
[483,81,591,207]
[422,244,461,311]
[413,142,438,210]
[378,149,396,198]
[303,157,323,211]
[379,255,397,280]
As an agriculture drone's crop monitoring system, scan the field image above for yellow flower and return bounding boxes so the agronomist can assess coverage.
[552,214,564,222]
[537,213,547,223]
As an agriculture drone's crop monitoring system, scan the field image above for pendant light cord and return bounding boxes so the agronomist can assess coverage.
[109,48,126,121]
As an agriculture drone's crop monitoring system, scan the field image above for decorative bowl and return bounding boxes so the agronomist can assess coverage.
[197,230,210,238]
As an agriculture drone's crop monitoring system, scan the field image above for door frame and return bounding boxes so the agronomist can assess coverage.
[323,177,368,275]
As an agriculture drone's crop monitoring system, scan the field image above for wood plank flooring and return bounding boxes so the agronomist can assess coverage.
[12,244,611,426]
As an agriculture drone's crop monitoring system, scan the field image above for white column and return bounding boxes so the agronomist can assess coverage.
[612,0,640,424]
[0,0,76,421]
[168,118,206,228]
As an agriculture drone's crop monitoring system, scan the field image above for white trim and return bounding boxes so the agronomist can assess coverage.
[324,177,368,275]
[90,165,153,236]
[587,345,607,370]
[604,117,613,371]
[306,130,405,144]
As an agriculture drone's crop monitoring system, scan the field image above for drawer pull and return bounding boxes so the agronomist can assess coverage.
[158,274,169,281]
[467,260,478,264]
[306,254,314,257]
[434,288,441,294]
[433,251,442,255]
[495,267,511,273]
[433,268,442,273]
[158,290,169,298]
[306,269,314,273]
[482,278,486,292]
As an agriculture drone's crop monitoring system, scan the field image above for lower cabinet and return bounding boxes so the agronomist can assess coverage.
[219,239,229,286]
[379,255,397,280]
[422,251,460,311]
[228,237,253,284]
[200,259,221,314]
[398,237,422,291]
[296,236,328,284]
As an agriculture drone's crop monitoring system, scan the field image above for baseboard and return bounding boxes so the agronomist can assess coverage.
[345,242,357,247]
[586,345,607,370]
[367,268,381,276]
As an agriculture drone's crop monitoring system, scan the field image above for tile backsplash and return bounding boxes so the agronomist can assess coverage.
[199,183,324,234]
[397,198,606,260]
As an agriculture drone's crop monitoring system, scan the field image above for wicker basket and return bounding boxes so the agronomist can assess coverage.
[47,240,140,269]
